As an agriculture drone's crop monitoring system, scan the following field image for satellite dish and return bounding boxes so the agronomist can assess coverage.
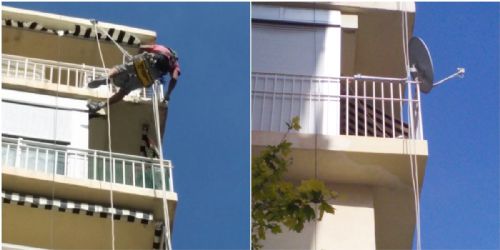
[409,36,434,93]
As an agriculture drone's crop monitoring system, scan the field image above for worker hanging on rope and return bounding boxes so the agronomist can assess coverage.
[87,43,181,114]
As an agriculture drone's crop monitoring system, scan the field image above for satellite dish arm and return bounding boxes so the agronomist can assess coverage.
[433,68,465,87]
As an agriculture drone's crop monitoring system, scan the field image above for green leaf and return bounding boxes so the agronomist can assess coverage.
[252,118,337,247]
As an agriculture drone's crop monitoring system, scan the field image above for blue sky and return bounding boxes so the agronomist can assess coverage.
[415,3,499,249]
[4,2,250,249]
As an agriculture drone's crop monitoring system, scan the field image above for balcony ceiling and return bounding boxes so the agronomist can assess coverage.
[3,26,136,67]
[2,5,157,67]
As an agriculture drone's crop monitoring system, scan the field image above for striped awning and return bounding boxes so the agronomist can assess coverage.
[2,191,153,224]
[2,18,141,46]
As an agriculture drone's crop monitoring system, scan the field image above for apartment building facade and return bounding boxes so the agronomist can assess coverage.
[2,6,177,249]
[252,2,427,249]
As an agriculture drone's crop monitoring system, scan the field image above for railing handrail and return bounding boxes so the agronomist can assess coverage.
[252,71,417,83]
[2,53,164,100]
[3,53,108,72]
[251,71,424,139]
[2,137,171,168]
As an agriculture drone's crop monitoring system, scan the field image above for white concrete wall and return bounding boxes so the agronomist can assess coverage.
[1,89,88,149]
[262,184,376,250]
[252,5,341,136]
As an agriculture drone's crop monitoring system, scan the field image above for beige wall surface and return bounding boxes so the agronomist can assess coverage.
[3,203,155,249]
[262,184,376,250]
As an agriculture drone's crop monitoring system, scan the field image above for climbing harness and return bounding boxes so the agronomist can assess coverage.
[91,19,159,88]
[133,55,155,87]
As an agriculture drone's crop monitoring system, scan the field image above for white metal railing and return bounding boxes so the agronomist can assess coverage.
[2,54,163,100]
[1,137,174,192]
[252,72,423,140]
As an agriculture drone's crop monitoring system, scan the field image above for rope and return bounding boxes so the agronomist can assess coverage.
[91,18,171,250]
[152,81,172,250]
[91,20,132,60]
[401,9,422,250]
[92,21,116,250]
[50,24,63,250]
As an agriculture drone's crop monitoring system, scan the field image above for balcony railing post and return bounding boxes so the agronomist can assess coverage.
[49,66,54,83]
[399,83,404,138]
[24,58,28,79]
[6,59,11,77]
[407,80,415,139]
[142,162,146,188]
[345,78,349,135]
[416,82,424,139]
[15,138,22,168]
[44,149,49,174]
[132,162,136,187]
[355,80,358,136]
[152,163,156,189]
[169,163,174,192]
[24,146,29,169]
[32,63,37,80]
[390,82,395,138]
[64,151,68,176]
[41,64,46,82]
[363,80,367,136]
[381,81,386,138]
[66,68,70,86]
[58,66,62,85]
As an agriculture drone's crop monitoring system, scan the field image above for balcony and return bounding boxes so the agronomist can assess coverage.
[252,72,428,187]
[252,72,423,140]
[2,136,173,192]
[2,53,164,101]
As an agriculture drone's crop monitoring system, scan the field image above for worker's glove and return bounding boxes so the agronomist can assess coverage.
[87,101,106,114]
[162,95,170,104]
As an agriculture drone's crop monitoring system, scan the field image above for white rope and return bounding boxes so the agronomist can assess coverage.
[402,9,422,250]
[92,21,132,60]
[152,81,173,250]
[50,24,63,250]
[93,21,116,250]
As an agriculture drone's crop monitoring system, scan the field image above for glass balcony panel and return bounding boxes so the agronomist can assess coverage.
[56,151,65,175]
[134,163,144,188]
[2,138,173,191]
[87,154,95,180]
[36,149,47,173]
[18,146,27,169]
[153,165,163,190]
[2,144,8,166]
[115,160,124,184]
[124,161,134,186]
[46,150,56,174]
[144,165,154,189]
[96,157,104,181]
[165,168,171,192]
[104,159,111,183]
[7,146,17,167]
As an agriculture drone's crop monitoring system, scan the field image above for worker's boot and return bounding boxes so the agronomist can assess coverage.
[87,78,110,88]
[87,100,106,114]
